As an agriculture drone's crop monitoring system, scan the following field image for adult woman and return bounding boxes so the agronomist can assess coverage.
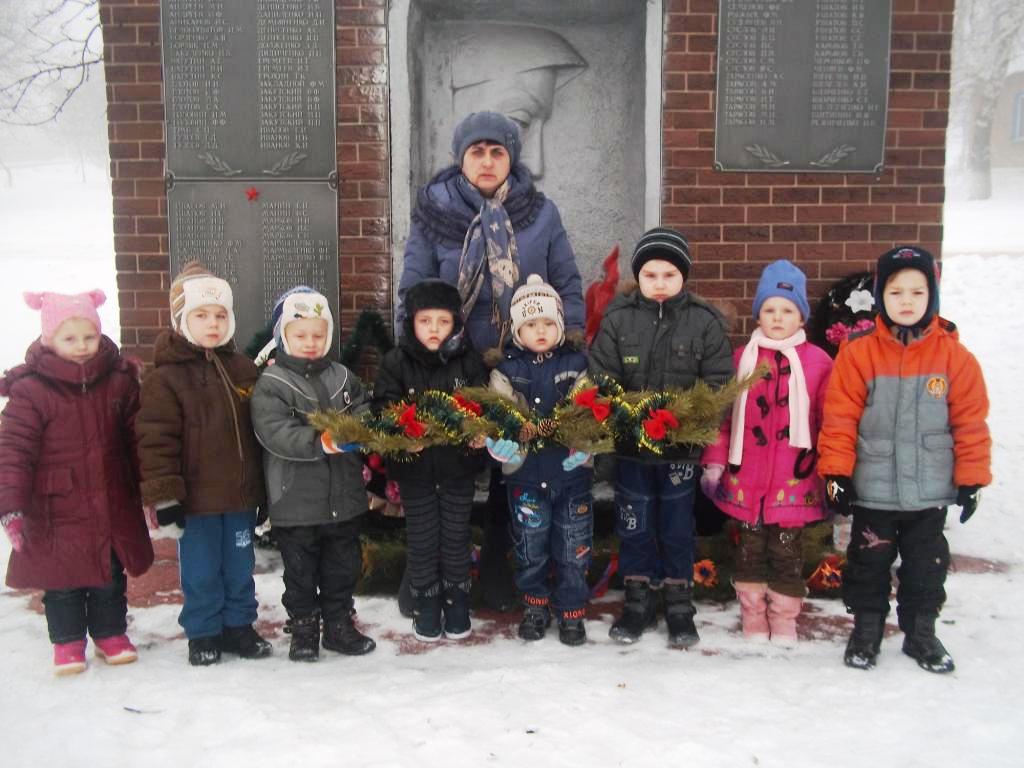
[396,111,586,611]
[398,111,585,361]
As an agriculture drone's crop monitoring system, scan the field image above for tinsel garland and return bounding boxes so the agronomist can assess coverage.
[550,376,622,454]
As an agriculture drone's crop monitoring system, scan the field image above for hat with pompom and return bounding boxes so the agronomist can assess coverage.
[169,261,235,346]
[23,290,105,343]
[509,274,564,349]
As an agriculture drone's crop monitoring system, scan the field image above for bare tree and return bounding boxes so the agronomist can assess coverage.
[0,0,102,127]
[949,0,1024,200]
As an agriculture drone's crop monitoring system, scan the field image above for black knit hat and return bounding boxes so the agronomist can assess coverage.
[874,245,940,337]
[631,227,692,280]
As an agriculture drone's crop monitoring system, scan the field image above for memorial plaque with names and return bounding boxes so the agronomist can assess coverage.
[714,0,891,173]
[168,182,340,357]
[161,0,336,179]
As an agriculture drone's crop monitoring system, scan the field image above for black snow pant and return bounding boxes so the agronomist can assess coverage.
[842,506,950,625]
[401,478,475,590]
[43,551,128,644]
[274,518,364,623]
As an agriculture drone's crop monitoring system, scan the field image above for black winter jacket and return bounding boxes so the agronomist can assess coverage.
[372,333,488,487]
[588,287,735,462]
[251,352,369,526]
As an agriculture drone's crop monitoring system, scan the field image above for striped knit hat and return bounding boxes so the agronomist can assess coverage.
[169,261,235,346]
[631,227,692,280]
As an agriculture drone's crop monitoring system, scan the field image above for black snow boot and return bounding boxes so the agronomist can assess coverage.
[518,602,551,641]
[412,583,443,642]
[398,565,415,619]
[443,580,473,640]
[901,613,955,674]
[663,582,700,648]
[558,617,587,647]
[285,615,320,662]
[322,612,376,655]
[844,612,885,670]
[609,579,658,644]
[221,624,273,659]
[188,635,222,666]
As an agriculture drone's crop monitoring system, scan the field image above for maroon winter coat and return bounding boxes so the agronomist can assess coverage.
[0,337,154,590]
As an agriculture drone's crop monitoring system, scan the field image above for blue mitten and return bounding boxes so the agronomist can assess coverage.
[562,450,590,472]
[485,437,523,466]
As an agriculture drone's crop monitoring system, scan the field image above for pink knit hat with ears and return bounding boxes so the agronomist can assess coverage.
[23,290,105,342]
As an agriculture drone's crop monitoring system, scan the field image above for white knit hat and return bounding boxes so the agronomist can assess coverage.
[275,287,334,356]
[170,262,235,346]
[510,274,564,349]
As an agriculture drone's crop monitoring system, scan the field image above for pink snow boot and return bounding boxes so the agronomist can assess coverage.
[93,634,138,666]
[767,589,803,647]
[53,639,88,676]
[735,582,770,642]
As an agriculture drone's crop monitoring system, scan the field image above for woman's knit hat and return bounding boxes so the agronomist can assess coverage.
[874,245,940,332]
[752,260,811,320]
[451,111,522,166]
[23,290,105,343]
[631,227,692,280]
[510,274,564,349]
[272,286,334,357]
[169,261,235,346]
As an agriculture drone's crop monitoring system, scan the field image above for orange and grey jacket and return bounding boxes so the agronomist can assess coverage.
[818,316,991,511]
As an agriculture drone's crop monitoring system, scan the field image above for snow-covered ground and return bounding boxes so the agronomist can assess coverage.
[0,161,1021,767]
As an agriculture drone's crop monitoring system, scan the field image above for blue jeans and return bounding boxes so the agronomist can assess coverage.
[508,477,593,618]
[177,510,259,639]
[615,460,697,582]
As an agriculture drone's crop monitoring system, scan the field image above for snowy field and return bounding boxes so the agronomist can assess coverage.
[1,165,1023,768]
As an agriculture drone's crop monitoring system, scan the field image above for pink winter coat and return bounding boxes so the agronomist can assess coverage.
[0,338,154,590]
[702,341,833,528]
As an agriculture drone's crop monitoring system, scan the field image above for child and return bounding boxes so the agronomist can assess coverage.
[136,262,271,666]
[589,227,734,646]
[488,275,594,646]
[700,261,833,645]
[373,279,488,642]
[0,290,153,675]
[250,287,376,661]
[819,246,991,673]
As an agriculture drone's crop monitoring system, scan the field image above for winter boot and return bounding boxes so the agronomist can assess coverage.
[412,583,443,642]
[284,615,320,662]
[663,581,700,648]
[734,582,770,642]
[323,612,376,656]
[188,635,222,666]
[900,612,955,674]
[442,580,472,640]
[843,612,885,670]
[53,639,88,676]
[398,565,415,619]
[221,624,273,659]
[92,634,138,665]
[518,600,551,641]
[766,589,802,648]
[609,579,658,644]
[558,611,587,647]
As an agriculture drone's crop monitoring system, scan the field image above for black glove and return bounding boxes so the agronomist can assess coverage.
[956,485,982,524]
[825,476,856,516]
[156,503,186,530]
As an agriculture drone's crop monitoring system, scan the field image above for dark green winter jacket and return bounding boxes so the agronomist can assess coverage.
[251,352,369,526]
[588,286,735,461]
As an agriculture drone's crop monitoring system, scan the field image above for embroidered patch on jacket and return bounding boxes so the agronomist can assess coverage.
[925,376,948,399]
[623,355,640,365]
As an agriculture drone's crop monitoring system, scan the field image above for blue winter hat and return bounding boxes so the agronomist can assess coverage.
[451,111,522,166]
[271,286,334,357]
[753,260,811,320]
[874,245,940,333]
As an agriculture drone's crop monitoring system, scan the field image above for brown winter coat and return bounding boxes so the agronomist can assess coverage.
[0,338,154,590]
[136,331,265,515]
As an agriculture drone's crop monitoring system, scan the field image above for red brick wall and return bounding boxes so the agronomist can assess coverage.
[99,0,951,359]
[665,0,952,336]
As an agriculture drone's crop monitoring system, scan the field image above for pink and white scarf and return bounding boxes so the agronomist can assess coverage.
[728,328,811,466]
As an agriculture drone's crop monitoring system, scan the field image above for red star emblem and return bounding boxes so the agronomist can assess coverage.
[245,186,260,202]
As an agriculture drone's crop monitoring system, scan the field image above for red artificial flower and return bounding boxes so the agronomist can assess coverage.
[397,404,426,439]
[693,559,718,588]
[453,393,482,416]
[806,554,844,591]
[574,387,610,422]
[245,186,260,202]
[642,408,679,441]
